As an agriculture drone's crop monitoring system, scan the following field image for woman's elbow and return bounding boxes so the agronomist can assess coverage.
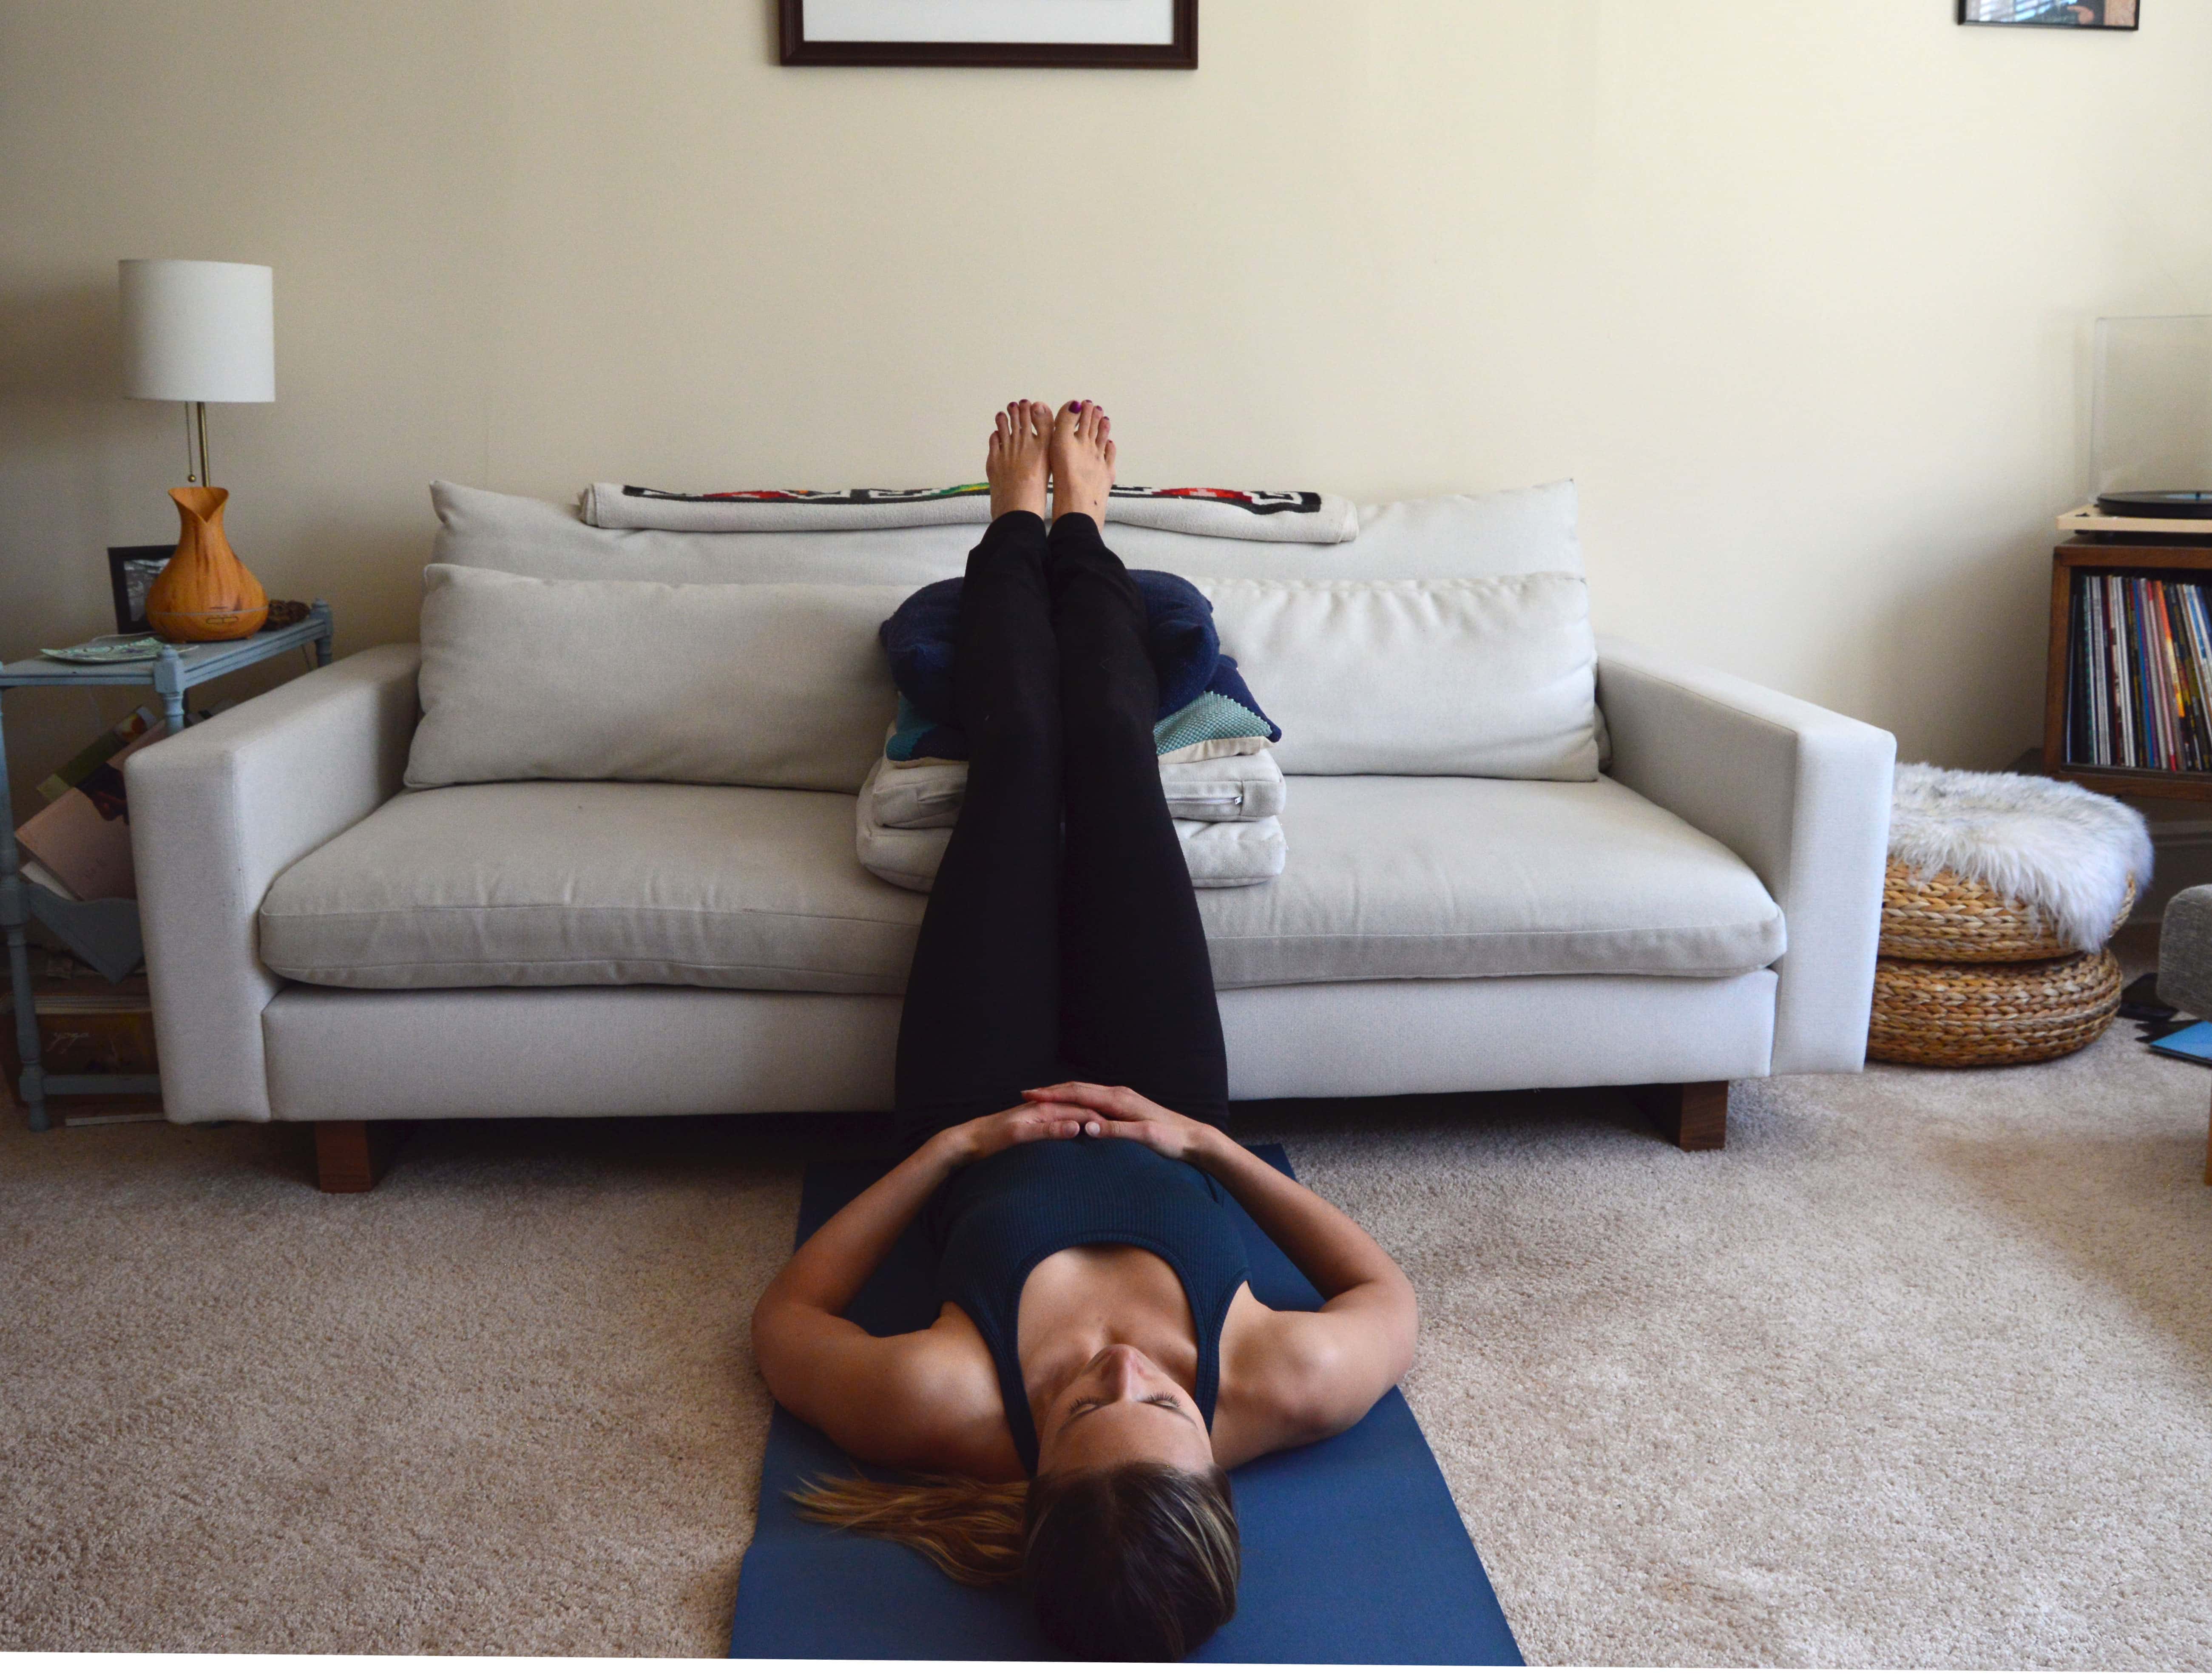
[1392,1279,1420,1379]
[748,1291,802,1392]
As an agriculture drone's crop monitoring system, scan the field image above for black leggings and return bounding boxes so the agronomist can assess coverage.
[892,511,1229,1144]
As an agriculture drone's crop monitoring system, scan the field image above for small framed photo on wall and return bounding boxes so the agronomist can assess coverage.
[780,0,1197,68]
[1959,1,2138,27]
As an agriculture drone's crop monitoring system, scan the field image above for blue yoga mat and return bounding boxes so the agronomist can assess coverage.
[729,1144,1523,1664]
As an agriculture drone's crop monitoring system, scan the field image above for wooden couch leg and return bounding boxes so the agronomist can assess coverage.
[314,1120,400,1192]
[1630,1082,1729,1151]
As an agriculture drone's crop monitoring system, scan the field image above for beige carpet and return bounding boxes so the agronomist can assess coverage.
[4,989,2210,1663]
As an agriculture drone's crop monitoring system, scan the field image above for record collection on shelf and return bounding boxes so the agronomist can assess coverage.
[2044,542,2212,800]
[2064,571,2212,771]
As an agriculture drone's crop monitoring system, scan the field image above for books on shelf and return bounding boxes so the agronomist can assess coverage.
[2065,573,2212,773]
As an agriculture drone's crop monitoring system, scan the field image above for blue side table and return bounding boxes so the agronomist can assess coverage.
[1,603,334,1132]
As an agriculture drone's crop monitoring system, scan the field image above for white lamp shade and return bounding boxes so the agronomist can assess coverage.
[119,258,275,403]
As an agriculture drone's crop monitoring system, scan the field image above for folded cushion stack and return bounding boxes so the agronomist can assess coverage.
[858,753,1289,894]
[860,571,1288,894]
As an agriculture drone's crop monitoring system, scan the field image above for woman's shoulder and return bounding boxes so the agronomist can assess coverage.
[885,1303,1029,1481]
[1208,1285,1385,1467]
[793,1301,1023,1482]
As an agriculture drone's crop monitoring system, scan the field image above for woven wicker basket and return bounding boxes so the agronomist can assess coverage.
[1866,948,2122,1067]
[1880,862,2135,962]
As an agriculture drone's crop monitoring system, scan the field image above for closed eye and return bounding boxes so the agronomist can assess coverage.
[1064,1391,1196,1428]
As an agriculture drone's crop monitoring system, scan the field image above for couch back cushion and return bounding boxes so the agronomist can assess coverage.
[405,564,905,793]
[429,478,1583,586]
[1200,576,1599,779]
[422,478,1599,783]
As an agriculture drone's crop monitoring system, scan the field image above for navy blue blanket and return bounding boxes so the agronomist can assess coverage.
[882,570,1225,726]
[728,1146,1524,1664]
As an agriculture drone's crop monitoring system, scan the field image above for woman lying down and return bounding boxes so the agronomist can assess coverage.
[750,400,1419,1661]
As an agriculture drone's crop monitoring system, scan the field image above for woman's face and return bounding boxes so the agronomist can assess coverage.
[1035,1343,1218,1475]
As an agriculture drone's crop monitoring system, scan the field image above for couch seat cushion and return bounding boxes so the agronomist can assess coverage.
[1195,775,1784,988]
[258,775,1783,993]
[260,782,926,992]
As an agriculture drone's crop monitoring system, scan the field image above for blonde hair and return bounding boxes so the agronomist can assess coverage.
[793,1464,1240,1658]
[790,1473,1028,1587]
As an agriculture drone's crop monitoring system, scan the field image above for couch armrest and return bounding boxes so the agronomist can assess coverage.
[126,644,422,1121]
[1597,636,1895,1075]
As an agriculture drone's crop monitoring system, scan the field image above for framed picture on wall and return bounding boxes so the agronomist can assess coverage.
[1959,1,2138,27]
[780,0,1197,68]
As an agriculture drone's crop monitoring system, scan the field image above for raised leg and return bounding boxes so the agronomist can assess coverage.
[314,1119,402,1192]
[891,406,1068,1144]
[1040,401,1229,1127]
[1630,1081,1729,1151]
[1048,512,1230,1126]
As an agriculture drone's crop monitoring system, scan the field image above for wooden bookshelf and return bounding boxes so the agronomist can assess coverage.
[2044,537,2212,802]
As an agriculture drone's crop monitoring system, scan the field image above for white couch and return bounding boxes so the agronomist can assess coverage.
[126,480,1896,1189]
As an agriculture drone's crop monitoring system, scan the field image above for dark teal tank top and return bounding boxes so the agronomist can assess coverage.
[924,1137,1252,1474]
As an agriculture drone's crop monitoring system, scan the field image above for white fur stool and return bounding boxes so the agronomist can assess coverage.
[1869,765,2151,1067]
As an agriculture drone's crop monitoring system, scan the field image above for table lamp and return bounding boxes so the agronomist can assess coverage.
[119,258,274,640]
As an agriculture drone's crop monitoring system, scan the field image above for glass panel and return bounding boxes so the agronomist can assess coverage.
[2093,315,2212,501]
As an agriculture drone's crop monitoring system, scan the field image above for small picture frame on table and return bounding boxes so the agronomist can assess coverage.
[780,0,1197,68]
[1959,1,2138,28]
[108,546,170,635]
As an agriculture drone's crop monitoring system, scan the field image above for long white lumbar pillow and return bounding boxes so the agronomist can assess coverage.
[856,760,1286,892]
[582,482,1358,544]
[870,750,1288,831]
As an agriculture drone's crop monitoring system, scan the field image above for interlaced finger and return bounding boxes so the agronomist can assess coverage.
[1022,1081,1146,1118]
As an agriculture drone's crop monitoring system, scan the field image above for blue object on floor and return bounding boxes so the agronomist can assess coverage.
[2146,1017,2212,1065]
[728,1144,1523,1664]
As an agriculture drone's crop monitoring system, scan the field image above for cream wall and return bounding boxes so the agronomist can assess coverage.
[5,0,2211,810]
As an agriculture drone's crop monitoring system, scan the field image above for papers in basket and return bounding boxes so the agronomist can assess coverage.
[14,712,171,900]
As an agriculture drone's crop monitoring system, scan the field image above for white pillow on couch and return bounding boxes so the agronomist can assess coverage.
[405,564,905,793]
[1198,575,1599,780]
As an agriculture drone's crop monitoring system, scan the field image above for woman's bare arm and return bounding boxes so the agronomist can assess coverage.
[750,1104,1088,1471]
[1187,1133,1416,1315]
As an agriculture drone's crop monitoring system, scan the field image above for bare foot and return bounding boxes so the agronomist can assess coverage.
[986,400,1051,522]
[1049,400,1116,528]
